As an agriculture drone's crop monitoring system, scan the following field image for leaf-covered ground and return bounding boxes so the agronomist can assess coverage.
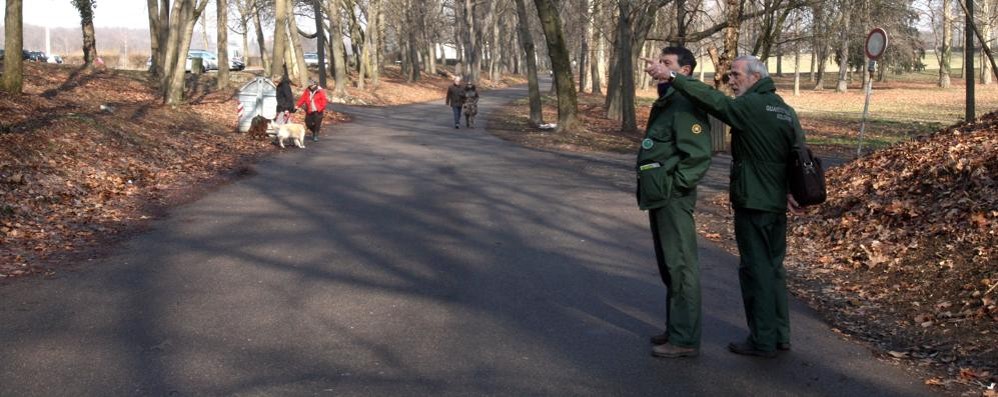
[786,114,997,391]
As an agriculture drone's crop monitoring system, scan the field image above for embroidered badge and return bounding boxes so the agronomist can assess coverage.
[692,124,703,134]
[641,138,654,150]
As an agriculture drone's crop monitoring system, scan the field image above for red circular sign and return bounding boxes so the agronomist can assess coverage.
[865,28,888,60]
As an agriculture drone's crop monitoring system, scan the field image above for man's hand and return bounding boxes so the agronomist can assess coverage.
[641,57,673,81]
[787,193,804,215]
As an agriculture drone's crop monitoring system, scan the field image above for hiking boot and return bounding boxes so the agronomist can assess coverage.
[649,331,669,346]
[778,342,791,351]
[651,343,699,358]
[728,341,777,358]
[454,124,459,129]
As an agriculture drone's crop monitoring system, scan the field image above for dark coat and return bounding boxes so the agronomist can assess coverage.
[671,76,799,213]
[276,79,295,113]
[446,84,465,107]
[635,87,712,210]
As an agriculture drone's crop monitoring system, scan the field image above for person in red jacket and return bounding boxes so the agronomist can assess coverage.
[296,79,328,142]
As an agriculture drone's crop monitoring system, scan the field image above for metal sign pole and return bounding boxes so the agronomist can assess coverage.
[857,61,875,158]
[858,28,888,158]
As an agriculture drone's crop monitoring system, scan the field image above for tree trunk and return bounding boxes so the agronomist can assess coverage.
[313,0,327,88]
[460,0,479,82]
[605,0,634,130]
[253,3,269,73]
[271,0,289,79]
[980,0,993,84]
[217,0,230,90]
[835,1,850,93]
[793,44,800,96]
[590,0,603,94]
[286,0,310,87]
[73,0,98,67]
[813,42,829,90]
[325,0,348,97]
[371,0,383,86]
[715,0,742,89]
[2,0,24,94]
[146,0,163,76]
[240,20,250,67]
[165,0,210,105]
[578,0,590,93]
[533,0,579,132]
[514,0,543,126]
[490,3,502,82]
[940,0,952,88]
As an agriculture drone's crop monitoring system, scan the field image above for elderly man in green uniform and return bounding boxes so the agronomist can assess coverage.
[651,55,802,358]
[637,47,713,358]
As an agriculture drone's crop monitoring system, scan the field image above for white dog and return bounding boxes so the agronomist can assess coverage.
[268,122,307,149]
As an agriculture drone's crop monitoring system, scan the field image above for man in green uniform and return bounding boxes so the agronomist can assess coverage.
[637,47,713,358]
[652,55,802,358]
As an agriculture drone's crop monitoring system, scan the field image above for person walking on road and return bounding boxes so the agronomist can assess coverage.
[636,47,713,359]
[275,73,296,125]
[653,55,801,358]
[445,76,465,129]
[296,79,328,142]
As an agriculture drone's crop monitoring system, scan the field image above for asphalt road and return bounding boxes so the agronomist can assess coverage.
[0,82,936,396]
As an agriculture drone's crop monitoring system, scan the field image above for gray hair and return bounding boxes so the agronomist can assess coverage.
[734,55,769,79]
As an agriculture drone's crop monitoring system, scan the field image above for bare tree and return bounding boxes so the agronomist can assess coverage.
[2,0,24,94]
[324,0,348,97]
[533,0,579,132]
[514,0,543,125]
[71,0,99,68]
[834,0,851,92]
[217,0,230,89]
[148,0,210,104]
[272,0,289,78]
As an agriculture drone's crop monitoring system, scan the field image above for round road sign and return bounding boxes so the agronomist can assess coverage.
[865,28,888,60]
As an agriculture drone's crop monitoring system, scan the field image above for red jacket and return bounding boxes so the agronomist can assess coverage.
[296,87,328,114]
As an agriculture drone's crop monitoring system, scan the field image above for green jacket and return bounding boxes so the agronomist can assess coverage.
[671,76,799,213]
[635,86,712,210]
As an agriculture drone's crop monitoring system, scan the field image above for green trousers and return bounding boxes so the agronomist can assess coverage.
[733,208,790,352]
[648,190,701,348]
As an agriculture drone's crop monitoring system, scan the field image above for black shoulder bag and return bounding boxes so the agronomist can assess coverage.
[787,124,826,206]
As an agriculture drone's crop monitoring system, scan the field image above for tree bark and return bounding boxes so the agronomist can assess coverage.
[834,0,850,93]
[940,0,952,88]
[325,0,348,97]
[165,0,210,105]
[533,0,579,132]
[146,0,163,76]
[72,0,98,67]
[286,0,310,87]
[459,0,480,82]
[313,0,327,88]
[513,0,543,126]
[980,0,993,84]
[590,0,603,94]
[253,3,269,73]
[2,0,24,94]
[217,0,230,90]
[272,0,289,79]
[715,0,743,89]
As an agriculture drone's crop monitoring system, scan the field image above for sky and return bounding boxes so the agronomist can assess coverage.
[1,0,152,30]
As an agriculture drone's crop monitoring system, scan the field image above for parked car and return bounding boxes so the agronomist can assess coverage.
[187,50,219,70]
[303,52,328,67]
[229,57,245,71]
[26,51,47,62]
[47,55,63,64]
